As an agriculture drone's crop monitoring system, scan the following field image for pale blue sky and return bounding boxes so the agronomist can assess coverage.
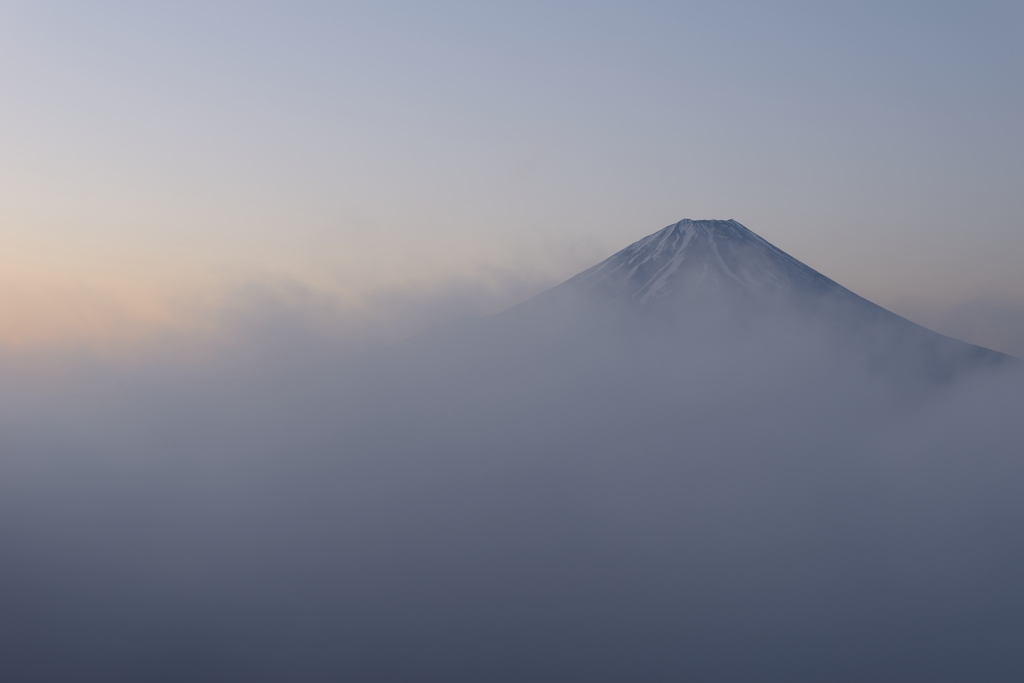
[1,1,1022,348]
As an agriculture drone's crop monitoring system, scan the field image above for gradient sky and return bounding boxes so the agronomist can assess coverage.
[2,1,1022,350]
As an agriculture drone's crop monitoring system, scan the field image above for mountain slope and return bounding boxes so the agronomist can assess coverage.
[495,218,1013,381]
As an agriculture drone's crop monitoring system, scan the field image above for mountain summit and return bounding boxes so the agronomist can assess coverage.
[562,219,843,305]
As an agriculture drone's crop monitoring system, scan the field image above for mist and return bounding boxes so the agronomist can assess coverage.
[1,278,1023,682]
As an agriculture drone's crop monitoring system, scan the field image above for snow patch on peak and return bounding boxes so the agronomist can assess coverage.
[637,225,696,303]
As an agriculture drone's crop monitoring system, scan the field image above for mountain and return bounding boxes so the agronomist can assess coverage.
[498,218,1012,382]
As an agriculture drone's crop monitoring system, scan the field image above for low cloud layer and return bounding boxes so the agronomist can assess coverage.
[1,283,1022,682]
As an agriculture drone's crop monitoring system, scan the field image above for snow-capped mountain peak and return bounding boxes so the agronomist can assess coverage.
[491,217,1014,379]
[563,219,844,306]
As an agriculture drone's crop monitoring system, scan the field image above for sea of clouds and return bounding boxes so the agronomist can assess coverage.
[1,281,1022,682]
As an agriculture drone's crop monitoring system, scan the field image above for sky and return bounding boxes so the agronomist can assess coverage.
[1,0,1023,351]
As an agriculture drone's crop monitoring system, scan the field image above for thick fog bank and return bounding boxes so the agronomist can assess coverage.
[1,295,1023,682]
